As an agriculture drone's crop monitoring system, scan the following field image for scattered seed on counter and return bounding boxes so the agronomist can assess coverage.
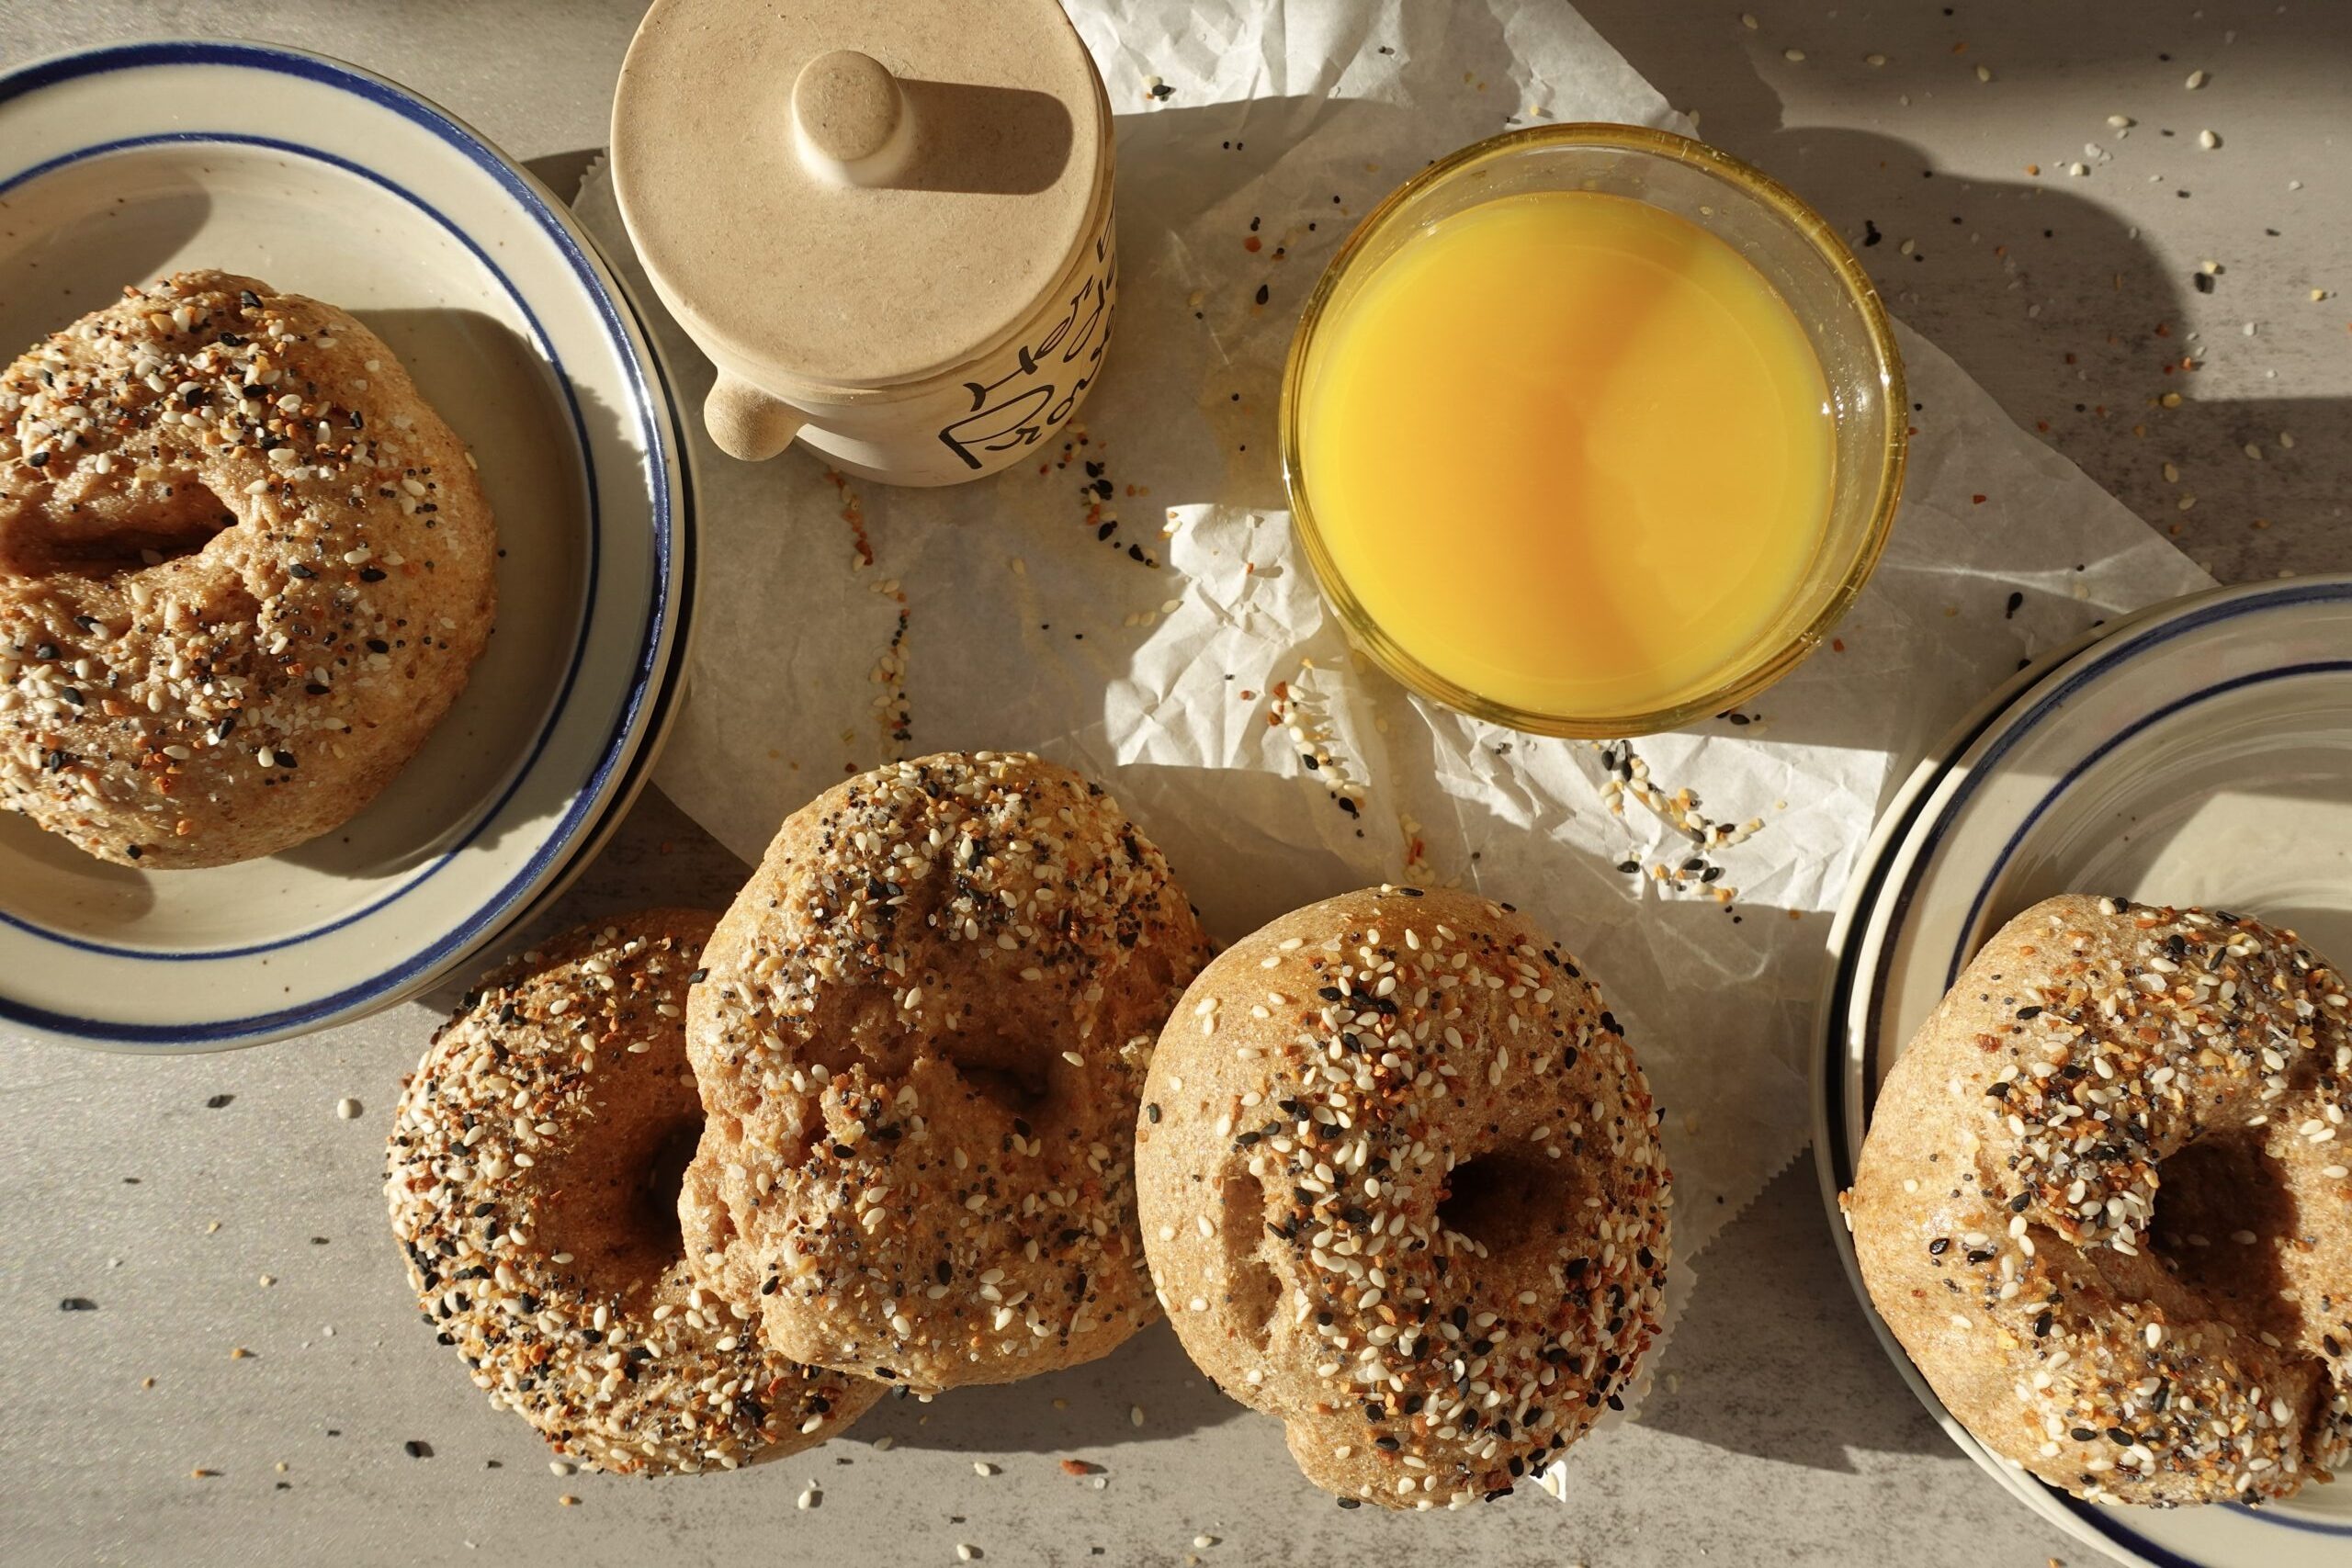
[1043,427,1159,570]
[334,1097,362,1119]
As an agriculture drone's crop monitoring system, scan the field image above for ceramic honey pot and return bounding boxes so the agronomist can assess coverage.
[610,0,1116,485]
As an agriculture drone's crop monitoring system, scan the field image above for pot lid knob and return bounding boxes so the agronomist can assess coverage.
[793,50,909,181]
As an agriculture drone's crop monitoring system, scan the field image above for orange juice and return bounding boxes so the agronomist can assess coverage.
[1295,189,1836,719]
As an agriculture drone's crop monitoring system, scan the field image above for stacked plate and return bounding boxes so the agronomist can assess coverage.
[0,42,694,1050]
[1815,576,2352,1568]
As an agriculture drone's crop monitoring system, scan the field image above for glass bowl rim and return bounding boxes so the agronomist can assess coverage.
[1277,120,1909,739]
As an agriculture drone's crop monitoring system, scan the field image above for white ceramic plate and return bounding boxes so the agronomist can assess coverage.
[0,41,689,1050]
[1818,577,2352,1568]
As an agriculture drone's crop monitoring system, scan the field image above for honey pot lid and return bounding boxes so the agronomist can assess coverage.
[611,0,1106,390]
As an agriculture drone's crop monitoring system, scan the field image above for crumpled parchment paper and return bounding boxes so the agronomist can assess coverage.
[573,0,2211,1268]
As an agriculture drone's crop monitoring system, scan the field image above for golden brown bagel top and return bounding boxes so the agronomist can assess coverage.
[681,751,1213,1393]
[1849,894,2352,1505]
[386,909,879,1474]
[0,270,495,865]
[1137,885,1673,1508]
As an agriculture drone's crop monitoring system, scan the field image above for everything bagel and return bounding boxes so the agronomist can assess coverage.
[1849,895,2352,1505]
[0,270,495,867]
[386,909,878,1473]
[1136,886,1673,1509]
[680,751,1214,1393]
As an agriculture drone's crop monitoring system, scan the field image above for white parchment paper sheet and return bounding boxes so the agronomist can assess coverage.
[574,0,2210,1269]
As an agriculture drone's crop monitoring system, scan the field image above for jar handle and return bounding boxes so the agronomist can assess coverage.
[703,372,802,462]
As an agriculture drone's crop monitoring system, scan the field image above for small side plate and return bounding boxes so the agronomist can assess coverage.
[0,41,688,1050]
[1819,578,2352,1568]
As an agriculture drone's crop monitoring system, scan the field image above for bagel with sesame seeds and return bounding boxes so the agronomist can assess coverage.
[1135,885,1673,1509]
[0,269,495,867]
[678,750,1214,1393]
[1848,895,2352,1506]
[386,909,879,1475]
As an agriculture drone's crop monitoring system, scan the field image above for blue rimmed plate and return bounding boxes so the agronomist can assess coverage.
[0,40,690,1050]
[1818,577,2352,1567]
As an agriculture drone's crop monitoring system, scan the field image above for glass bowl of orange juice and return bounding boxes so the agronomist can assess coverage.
[1281,123,1905,738]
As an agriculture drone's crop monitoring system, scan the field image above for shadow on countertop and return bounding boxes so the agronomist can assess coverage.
[1637,1159,1956,1467]
[1572,0,2352,586]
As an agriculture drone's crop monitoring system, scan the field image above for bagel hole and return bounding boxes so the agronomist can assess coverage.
[941,1034,1053,1123]
[1,471,236,579]
[1439,1145,1562,1258]
[956,1063,1050,1119]
[1220,1171,1282,1352]
[2148,1131,2301,1343]
[634,1118,705,1259]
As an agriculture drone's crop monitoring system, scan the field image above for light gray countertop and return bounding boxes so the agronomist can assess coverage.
[5,3,2346,1564]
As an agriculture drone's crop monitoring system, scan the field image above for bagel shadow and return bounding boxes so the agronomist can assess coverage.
[277,305,622,884]
[1635,1160,1955,1469]
[0,173,214,350]
[410,784,750,1017]
[0,807,159,927]
[862,1319,1243,1453]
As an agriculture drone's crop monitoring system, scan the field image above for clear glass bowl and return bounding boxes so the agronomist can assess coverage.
[1279,123,1906,739]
